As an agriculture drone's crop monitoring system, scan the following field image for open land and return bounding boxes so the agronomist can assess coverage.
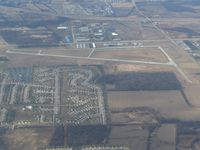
[1,0,200,150]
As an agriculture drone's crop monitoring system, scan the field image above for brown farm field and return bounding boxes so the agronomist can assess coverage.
[4,127,53,150]
[108,90,200,121]
[158,22,200,39]
[91,47,168,63]
[108,125,149,150]
[150,124,176,150]
[136,1,200,18]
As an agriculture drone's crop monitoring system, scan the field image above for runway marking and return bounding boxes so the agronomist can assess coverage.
[87,48,96,58]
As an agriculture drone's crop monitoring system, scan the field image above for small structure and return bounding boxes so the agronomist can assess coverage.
[57,26,68,30]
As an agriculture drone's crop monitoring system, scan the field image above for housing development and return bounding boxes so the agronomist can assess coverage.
[0,66,106,125]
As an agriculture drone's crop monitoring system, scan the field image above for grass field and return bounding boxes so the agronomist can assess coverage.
[43,49,91,57]
[91,47,168,63]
